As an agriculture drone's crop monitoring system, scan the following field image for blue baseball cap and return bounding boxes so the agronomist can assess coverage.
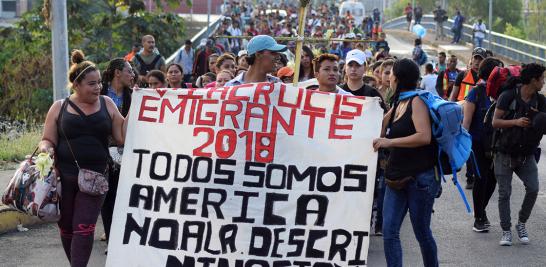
[247,35,287,56]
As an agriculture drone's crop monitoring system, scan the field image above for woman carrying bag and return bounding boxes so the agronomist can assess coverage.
[39,50,126,267]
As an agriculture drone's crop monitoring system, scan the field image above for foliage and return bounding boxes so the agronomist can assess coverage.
[63,0,188,64]
[525,0,546,44]
[450,0,522,33]
[0,0,190,122]
[504,22,526,40]
[0,129,42,162]
[384,0,527,41]
[0,11,53,123]
[384,0,436,20]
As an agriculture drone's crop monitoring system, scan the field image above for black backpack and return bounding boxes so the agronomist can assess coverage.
[134,54,162,76]
[482,98,497,159]
[485,87,546,157]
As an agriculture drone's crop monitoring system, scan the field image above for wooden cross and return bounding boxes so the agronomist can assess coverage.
[216,0,371,86]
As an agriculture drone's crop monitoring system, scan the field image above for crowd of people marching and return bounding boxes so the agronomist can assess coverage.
[35,1,546,267]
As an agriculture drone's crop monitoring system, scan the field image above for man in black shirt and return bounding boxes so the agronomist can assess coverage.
[492,63,546,246]
[341,49,387,111]
[341,49,387,236]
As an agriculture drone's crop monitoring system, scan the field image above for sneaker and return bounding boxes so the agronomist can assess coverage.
[473,220,489,232]
[465,179,474,189]
[499,231,512,246]
[483,216,491,227]
[375,226,383,236]
[516,222,530,244]
[100,233,107,241]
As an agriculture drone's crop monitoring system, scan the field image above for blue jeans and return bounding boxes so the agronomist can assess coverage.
[474,37,484,48]
[383,169,439,267]
[453,28,462,43]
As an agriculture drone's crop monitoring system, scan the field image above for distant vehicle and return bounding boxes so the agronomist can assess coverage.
[339,1,366,26]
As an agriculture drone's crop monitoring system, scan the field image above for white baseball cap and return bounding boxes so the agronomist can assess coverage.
[238,50,248,57]
[345,49,367,65]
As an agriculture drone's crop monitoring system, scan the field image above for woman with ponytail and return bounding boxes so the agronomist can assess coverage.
[373,58,440,267]
[38,50,127,267]
[101,58,134,116]
[99,58,134,250]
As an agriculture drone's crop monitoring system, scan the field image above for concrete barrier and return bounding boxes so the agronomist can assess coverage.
[384,15,546,64]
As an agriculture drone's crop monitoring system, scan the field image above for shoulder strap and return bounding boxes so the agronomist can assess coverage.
[387,92,418,134]
[150,55,162,68]
[134,54,145,65]
[398,90,419,101]
[58,98,69,123]
[99,96,112,120]
[135,54,161,73]
[66,98,87,118]
[58,97,80,170]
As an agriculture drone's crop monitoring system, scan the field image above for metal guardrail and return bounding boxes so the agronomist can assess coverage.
[166,15,223,65]
[383,15,546,64]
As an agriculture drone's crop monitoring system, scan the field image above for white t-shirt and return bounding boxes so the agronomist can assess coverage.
[420,74,439,96]
[473,23,487,39]
[229,27,242,37]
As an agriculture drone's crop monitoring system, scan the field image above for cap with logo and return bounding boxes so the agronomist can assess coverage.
[247,35,287,56]
[472,47,488,59]
[345,49,367,65]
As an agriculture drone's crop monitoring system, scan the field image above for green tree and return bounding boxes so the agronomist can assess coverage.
[526,0,546,44]
[0,0,191,122]
[385,0,524,37]
[505,22,527,39]
[452,0,522,33]
[384,0,437,20]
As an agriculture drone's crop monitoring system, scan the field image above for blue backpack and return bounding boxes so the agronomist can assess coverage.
[414,47,428,66]
[399,90,478,213]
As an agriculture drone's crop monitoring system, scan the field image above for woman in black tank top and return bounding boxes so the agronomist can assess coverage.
[372,59,440,267]
[38,50,127,267]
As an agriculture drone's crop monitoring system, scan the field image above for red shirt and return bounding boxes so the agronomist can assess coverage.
[124,51,136,61]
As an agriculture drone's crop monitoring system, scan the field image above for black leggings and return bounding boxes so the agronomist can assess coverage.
[471,145,497,220]
[58,170,105,267]
[101,165,119,241]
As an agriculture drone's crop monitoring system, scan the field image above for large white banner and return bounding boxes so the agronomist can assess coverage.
[106,83,383,267]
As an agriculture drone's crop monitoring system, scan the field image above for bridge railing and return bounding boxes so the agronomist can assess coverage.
[165,15,223,65]
[383,15,546,64]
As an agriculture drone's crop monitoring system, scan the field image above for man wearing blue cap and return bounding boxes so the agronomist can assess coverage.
[225,35,287,86]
